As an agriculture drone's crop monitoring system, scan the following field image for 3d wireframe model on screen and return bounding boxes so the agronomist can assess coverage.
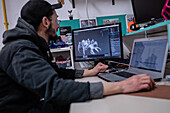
[78,39,102,56]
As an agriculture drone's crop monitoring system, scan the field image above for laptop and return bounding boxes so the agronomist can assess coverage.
[98,36,169,82]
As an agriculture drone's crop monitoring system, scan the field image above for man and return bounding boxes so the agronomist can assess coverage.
[0,0,155,113]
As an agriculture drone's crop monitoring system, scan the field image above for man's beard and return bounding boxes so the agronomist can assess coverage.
[46,23,58,41]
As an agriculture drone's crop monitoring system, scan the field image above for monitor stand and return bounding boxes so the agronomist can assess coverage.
[94,59,109,66]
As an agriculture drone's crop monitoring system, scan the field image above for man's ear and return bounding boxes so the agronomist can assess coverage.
[42,17,50,29]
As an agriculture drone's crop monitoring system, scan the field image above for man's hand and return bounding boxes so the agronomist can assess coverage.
[83,62,108,77]
[103,74,155,96]
[91,62,108,75]
[120,74,155,93]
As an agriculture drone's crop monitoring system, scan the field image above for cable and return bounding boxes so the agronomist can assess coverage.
[86,0,90,26]
[108,60,129,66]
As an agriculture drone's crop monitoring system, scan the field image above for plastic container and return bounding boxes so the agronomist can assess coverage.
[56,60,70,68]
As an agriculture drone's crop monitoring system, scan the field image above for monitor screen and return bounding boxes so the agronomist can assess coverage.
[131,0,166,24]
[130,39,168,72]
[72,23,123,62]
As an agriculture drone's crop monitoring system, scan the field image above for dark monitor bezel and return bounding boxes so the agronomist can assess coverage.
[131,0,166,24]
[72,23,124,62]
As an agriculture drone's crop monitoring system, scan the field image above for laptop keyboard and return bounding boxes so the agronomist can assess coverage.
[114,71,136,78]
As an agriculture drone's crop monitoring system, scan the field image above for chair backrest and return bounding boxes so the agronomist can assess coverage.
[162,0,170,20]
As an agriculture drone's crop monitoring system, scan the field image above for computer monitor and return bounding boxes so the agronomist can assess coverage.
[131,0,166,24]
[72,23,123,63]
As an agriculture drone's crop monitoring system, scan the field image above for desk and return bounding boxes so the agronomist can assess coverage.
[70,77,170,113]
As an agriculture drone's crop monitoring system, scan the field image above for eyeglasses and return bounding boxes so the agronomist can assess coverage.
[57,20,61,24]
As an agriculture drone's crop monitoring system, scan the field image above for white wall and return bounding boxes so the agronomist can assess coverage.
[0,0,5,49]
[0,0,133,49]
[0,0,29,49]
[56,0,133,20]
[0,2,5,49]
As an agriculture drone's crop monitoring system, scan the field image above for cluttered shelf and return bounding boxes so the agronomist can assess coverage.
[50,46,72,53]
[123,20,170,51]
[50,46,74,69]
[125,20,170,37]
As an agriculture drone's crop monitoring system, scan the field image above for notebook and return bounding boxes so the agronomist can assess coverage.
[98,36,169,82]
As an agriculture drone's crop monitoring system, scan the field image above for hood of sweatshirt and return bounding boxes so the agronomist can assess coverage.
[3,17,49,52]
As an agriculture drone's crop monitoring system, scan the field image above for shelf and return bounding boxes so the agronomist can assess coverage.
[50,46,74,69]
[123,20,170,51]
[50,46,72,53]
[125,20,170,37]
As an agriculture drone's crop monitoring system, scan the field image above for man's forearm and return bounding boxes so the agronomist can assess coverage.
[83,69,98,77]
[83,69,93,77]
[103,82,123,96]
[102,74,155,96]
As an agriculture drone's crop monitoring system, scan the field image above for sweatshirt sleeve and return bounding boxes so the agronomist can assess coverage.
[74,69,103,99]
[49,64,103,99]
[74,70,103,99]
[89,82,103,99]
[74,70,84,78]
[52,64,84,79]
[9,48,90,105]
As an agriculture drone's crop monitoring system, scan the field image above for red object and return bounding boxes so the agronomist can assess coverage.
[162,0,170,20]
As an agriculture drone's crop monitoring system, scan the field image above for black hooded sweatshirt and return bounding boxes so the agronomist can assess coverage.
[0,18,103,113]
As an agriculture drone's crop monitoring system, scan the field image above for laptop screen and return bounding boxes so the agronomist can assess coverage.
[130,39,168,72]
